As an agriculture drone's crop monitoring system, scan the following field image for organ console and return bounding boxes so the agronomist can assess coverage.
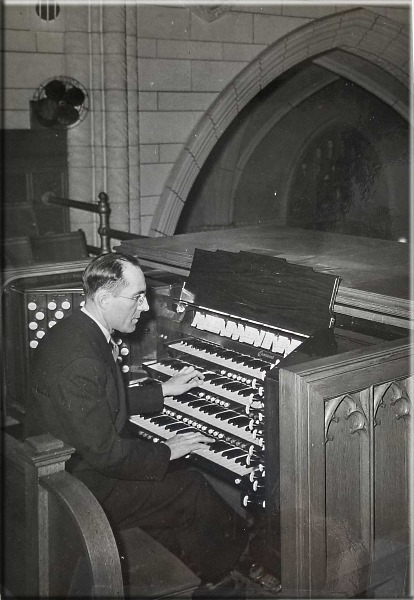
[129,248,364,575]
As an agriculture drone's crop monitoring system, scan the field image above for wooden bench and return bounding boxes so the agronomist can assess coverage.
[2,431,201,598]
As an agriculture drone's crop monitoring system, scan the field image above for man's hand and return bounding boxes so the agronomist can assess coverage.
[161,366,204,397]
[165,430,212,461]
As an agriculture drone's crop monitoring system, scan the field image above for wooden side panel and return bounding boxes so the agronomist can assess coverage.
[277,338,411,597]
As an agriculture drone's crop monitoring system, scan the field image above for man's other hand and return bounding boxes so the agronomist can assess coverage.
[165,430,212,460]
[161,366,204,397]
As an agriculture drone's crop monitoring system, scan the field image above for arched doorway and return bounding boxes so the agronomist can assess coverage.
[150,8,409,239]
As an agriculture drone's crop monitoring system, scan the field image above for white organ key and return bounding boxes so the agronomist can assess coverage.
[191,311,205,329]
[222,320,237,338]
[129,414,253,478]
[289,338,303,352]
[261,331,274,350]
[253,329,266,347]
[241,325,258,345]
[273,334,290,354]
[231,323,245,341]
[205,315,223,334]
[168,341,267,380]
[147,360,254,406]
[164,397,257,445]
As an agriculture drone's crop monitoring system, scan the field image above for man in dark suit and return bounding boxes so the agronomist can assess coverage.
[25,252,248,584]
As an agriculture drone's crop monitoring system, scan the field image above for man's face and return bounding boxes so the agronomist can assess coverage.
[106,263,149,333]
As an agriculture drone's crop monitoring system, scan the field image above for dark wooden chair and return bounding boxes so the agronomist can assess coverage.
[2,432,201,598]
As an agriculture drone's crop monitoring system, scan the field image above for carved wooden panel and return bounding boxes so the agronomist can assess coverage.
[278,338,411,597]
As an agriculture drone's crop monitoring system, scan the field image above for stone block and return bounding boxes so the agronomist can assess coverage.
[160,144,183,164]
[253,14,310,45]
[138,38,157,57]
[65,32,89,54]
[2,109,30,129]
[141,145,159,164]
[4,30,36,52]
[4,52,64,88]
[139,92,158,110]
[140,111,195,144]
[105,90,128,111]
[101,32,125,54]
[4,5,31,30]
[281,5,336,18]
[141,196,160,216]
[68,167,94,198]
[138,58,190,91]
[2,88,31,110]
[129,218,142,235]
[157,40,222,60]
[191,60,245,92]
[137,6,190,40]
[65,6,89,32]
[36,32,64,53]
[105,113,129,148]
[126,34,137,57]
[140,163,172,196]
[158,92,216,111]
[370,7,410,25]
[103,5,127,33]
[230,6,282,15]
[69,145,93,169]
[106,146,129,169]
[190,11,253,43]
[141,216,153,236]
[104,54,129,90]
[222,43,266,62]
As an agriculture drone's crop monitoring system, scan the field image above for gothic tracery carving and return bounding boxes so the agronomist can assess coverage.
[325,394,368,443]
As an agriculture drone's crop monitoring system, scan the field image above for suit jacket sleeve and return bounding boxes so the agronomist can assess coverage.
[50,357,171,481]
[126,379,164,415]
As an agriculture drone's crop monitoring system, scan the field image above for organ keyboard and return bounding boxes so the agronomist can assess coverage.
[130,249,341,516]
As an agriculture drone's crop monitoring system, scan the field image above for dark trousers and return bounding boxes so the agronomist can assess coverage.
[101,466,248,583]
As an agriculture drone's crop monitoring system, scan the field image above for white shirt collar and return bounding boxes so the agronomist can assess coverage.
[81,306,112,343]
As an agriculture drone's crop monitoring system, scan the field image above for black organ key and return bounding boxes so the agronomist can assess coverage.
[222,448,247,459]
[150,416,175,425]
[209,440,234,452]
[200,405,228,415]
[238,388,255,397]
[187,399,210,408]
[177,427,200,434]
[222,381,247,391]
[215,410,239,421]
[207,376,229,385]
[203,372,221,382]
[166,422,191,432]
[228,416,250,427]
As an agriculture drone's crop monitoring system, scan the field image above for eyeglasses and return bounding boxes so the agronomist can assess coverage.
[116,292,147,307]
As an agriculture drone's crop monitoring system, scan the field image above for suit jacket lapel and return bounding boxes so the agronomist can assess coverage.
[74,311,128,433]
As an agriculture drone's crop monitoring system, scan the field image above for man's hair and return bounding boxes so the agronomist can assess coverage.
[82,252,142,300]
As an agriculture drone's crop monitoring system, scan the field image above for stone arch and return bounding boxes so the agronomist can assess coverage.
[150,7,409,237]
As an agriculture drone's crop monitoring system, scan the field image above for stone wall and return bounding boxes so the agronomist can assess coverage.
[2,3,410,242]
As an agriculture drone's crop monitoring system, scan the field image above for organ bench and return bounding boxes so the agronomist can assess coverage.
[2,430,200,598]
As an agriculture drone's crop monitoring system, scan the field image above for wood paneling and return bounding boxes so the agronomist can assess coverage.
[275,338,411,596]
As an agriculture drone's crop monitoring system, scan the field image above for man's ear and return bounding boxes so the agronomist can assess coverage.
[95,289,111,310]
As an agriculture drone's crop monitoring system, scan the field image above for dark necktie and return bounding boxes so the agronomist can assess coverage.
[109,337,120,362]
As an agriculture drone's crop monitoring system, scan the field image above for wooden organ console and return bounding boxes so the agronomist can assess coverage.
[1,226,412,598]
[130,249,340,511]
